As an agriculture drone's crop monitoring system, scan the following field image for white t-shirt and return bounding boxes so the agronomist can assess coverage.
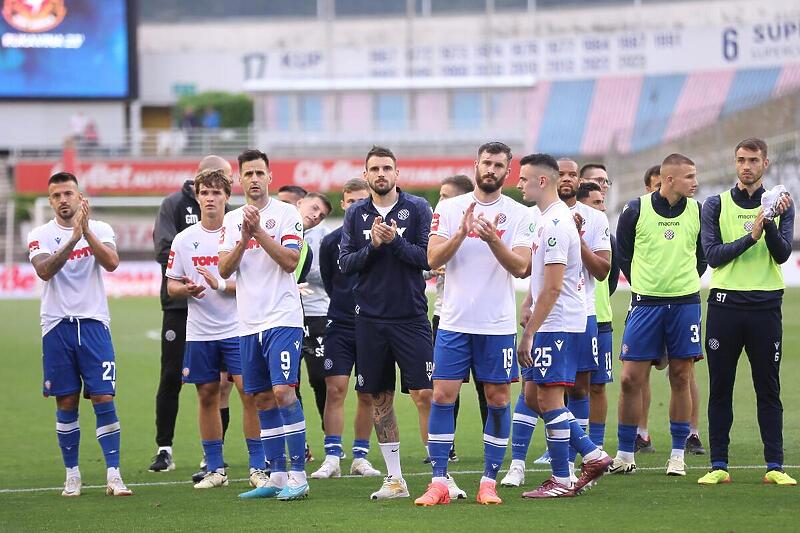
[431,193,534,335]
[530,201,586,333]
[300,224,331,317]
[219,200,304,335]
[569,202,611,316]
[166,222,238,341]
[27,219,115,336]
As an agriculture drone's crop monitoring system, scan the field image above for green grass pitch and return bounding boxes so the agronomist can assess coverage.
[1,290,798,531]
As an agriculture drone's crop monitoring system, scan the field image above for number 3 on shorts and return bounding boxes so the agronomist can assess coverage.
[689,324,700,343]
[280,350,291,371]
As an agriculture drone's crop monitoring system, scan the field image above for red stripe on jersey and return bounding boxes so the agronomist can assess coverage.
[281,235,302,243]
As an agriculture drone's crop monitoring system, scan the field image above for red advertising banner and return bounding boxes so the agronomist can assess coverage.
[15,158,483,195]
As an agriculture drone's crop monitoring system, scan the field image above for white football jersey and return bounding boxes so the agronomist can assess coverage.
[219,200,304,335]
[166,223,238,341]
[570,202,611,316]
[27,219,115,336]
[530,201,586,333]
[430,193,534,335]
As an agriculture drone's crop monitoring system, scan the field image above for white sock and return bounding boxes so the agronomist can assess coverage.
[671,449,685,460]
[379,442,402,478]
[270,471,288,488]
[289,470,307,484]
[568,461,575,475]
[690,427,699,436]
[618,450,635,463]
[106,467,120,481]
[157,446,173,455]
[66,466,80,478]
[432,476,448,485]
[480,476,496,485]
[326,454,341,465]
[554,475,572,487]
[637,428,649,439]
[584,448,603,462]
[510,459,525,469]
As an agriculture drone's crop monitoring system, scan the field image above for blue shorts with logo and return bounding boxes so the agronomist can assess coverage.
[621,303,702,361]
[42,318,116,397]
[576,315,600,373]
[182,337,241,384]
[590,329,614,384]
[521,331,580,386]
[433,330,519,384]
[324,320,357,378]
[240,326,304,394]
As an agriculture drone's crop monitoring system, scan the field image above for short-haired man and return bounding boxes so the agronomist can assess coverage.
[166,170,264,489]
[644,165,661,193]
[427,174,487,463]
[340,146,435,500]
[635,162,705,457]
[150,155,232,473]
[580,163,611,196]
[296,192,333,439]
[311,178,382,479]
[516,154,612,498]
[699,138,795,485]
[578,181,620,452]
[416,142,533,506]
[610,153,707,476]
[503,159,611,484]
[219,149,309,500]
[278,185,308,206]
[28,172,132,496]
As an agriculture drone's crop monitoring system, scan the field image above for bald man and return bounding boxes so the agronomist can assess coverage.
[149,155,233,473]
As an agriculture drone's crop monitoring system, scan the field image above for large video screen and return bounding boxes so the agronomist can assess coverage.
[0,0,135,99]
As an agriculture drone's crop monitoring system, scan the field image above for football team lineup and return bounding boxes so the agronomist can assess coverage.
[11,139,796,519]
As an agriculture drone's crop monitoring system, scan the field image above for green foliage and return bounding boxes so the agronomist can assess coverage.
[175,91,254,128]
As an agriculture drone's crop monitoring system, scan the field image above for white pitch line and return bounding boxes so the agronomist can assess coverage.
[1,464,796,495]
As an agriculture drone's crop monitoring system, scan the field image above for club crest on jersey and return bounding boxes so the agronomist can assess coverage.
[324,358,333,370]
[397,209,410,221]
[664,230,675,240]
[357,374,364,386]
[182,367,190,377]
[497,212,507,224]
[708,338,720,350]
[744,221,754,232]
[265,219,276,229]
[622,343,629,355]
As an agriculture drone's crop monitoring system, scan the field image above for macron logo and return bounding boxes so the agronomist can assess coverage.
[554,340,564,351]
[362,214,369,222]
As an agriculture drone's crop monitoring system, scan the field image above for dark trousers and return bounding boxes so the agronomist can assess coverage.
[432,314,489,430]
[706,305,783,468]
[301,315,328,431]
[156,309,187,447]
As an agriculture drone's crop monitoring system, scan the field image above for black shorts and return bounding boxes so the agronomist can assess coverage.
[324,319,357,378]
[355,316,433,394]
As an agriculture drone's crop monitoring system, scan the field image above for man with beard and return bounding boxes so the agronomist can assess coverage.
[699,138,795,485]
[503,159,610,484]
[415,142,533,506]
[339,146,436,500]
[219,149,309,500]
[610,153,706,477]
